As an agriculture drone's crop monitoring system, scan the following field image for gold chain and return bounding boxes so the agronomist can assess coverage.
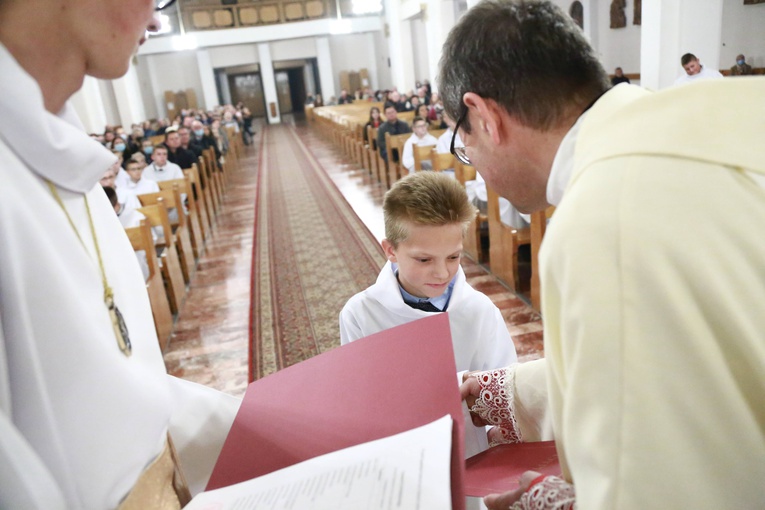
[47,181,132,356]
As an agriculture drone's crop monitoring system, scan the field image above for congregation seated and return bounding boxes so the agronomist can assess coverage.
[144,144,184,182]
[401,116,437,174]
[165,128,197,169]
[377,103,411,163]
[191,119,221,161]
[178,126,202,159]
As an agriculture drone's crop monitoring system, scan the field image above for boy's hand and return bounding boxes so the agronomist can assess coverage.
[459,373,486,427]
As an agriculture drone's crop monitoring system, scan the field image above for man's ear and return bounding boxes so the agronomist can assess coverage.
[381,239,398,263]
[462,92,503,146]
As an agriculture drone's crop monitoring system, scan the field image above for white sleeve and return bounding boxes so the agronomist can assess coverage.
[339,302,363,345]
[0,313,67,510]
[513,359,553,442]
[480,307,518,369]
[401,139,415,173]
[166,376,241,496]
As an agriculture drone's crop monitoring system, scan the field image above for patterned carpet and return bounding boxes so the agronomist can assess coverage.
[250,124,387,380]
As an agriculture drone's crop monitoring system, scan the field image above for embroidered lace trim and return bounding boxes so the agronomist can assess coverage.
[510,476,576,510]
[469,366,522,445]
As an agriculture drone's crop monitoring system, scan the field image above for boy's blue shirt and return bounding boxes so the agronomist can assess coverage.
[392,263,456,312]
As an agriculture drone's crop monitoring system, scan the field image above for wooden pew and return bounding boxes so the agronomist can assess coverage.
[125,219,174,350]
[139,187,197,285]
[137,201,187,315]
[158,177,204,259]
[452,162,485,262]
[199,154,222,214]
[186,165,212,241]
[196,156,219,219]
[384,132,412,188]
[486,186,531,293]
[530,206,555,311]
[368,125,383,184]
[413,144,436,172]
[431,151,456,174]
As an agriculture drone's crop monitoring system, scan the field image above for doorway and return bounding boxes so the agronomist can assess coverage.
[228,72,267,119]
[274,67,307,115]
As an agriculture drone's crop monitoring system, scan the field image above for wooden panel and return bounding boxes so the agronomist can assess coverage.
[305,0,324,17]
[284,2,305,19]
[191,10,212,28]
[185,88,198,110]
[259,5,280,23]
[213,8,235,27]
[239,6,259,24]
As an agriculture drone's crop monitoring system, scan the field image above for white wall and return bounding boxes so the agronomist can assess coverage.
[135,58,159,120]
[372,27,393,90]
[409,15,430,88]
[721,0,765,69]
[328,32,381,93]
[594,0,641,73]
[99,80,121,126]
[271,37,318,60]
[144,51,205,116]
[209,44,260,69]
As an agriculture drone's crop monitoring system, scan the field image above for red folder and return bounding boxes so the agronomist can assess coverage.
[464,441,560,497]
[207,313,466,510]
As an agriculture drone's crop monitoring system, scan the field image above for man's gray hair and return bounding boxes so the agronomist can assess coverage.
[438,0,609,132]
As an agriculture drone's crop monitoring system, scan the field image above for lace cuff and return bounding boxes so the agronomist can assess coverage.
[469,366,522,444]
[510,475,576,510]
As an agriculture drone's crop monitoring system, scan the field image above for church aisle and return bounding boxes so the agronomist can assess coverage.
[164,118,543,398]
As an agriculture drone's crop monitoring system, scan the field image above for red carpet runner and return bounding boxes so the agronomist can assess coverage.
[250,124,386,381]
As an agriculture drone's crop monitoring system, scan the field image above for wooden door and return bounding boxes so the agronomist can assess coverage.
[228,72,266,118]
[274,71,292,114]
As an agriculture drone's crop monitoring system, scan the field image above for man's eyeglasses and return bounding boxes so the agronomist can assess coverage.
[450,108,471,166]
[155,0,177,11]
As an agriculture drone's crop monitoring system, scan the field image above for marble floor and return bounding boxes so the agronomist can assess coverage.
[163,118,543,398]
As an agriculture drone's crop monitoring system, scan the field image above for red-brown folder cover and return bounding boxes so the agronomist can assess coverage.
[207,313,466,510]
[464,441,560,497]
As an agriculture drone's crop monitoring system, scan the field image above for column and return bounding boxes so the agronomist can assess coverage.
[641,0,723,91]
[196,49,219,110]
[70,76,108,134]
[258,42,281,124]
[112,61,147,127]
[315,37,336,102]
[424,0,456,89]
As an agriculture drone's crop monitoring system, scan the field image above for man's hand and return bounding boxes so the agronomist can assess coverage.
[483,471,541,510]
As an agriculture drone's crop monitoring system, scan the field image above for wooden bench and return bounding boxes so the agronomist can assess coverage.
[486,186,531,293]
[137,201,187,315]
[530,206,555,311]
[138,188,196,285]
[158,177,204,260]
[125,219,174,350]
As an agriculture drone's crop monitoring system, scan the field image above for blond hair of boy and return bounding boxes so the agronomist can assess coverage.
[384,169,475,246]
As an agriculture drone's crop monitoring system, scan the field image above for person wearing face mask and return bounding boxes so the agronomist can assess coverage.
[189,119,221,164]
[141,138,155,163]
[730,54,753,76]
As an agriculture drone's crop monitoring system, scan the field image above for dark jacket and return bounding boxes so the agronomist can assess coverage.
[377,120,411,162]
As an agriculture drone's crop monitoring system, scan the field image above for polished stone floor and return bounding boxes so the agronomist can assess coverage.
[163,119,543,398]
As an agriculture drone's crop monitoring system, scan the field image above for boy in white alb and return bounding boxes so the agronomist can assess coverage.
[340,172,518,468]
[143,145,184,183]
[120,159,160,204]
[401,116,439,173]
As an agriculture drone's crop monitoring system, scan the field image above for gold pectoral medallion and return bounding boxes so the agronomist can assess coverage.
[106,295,132,357]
